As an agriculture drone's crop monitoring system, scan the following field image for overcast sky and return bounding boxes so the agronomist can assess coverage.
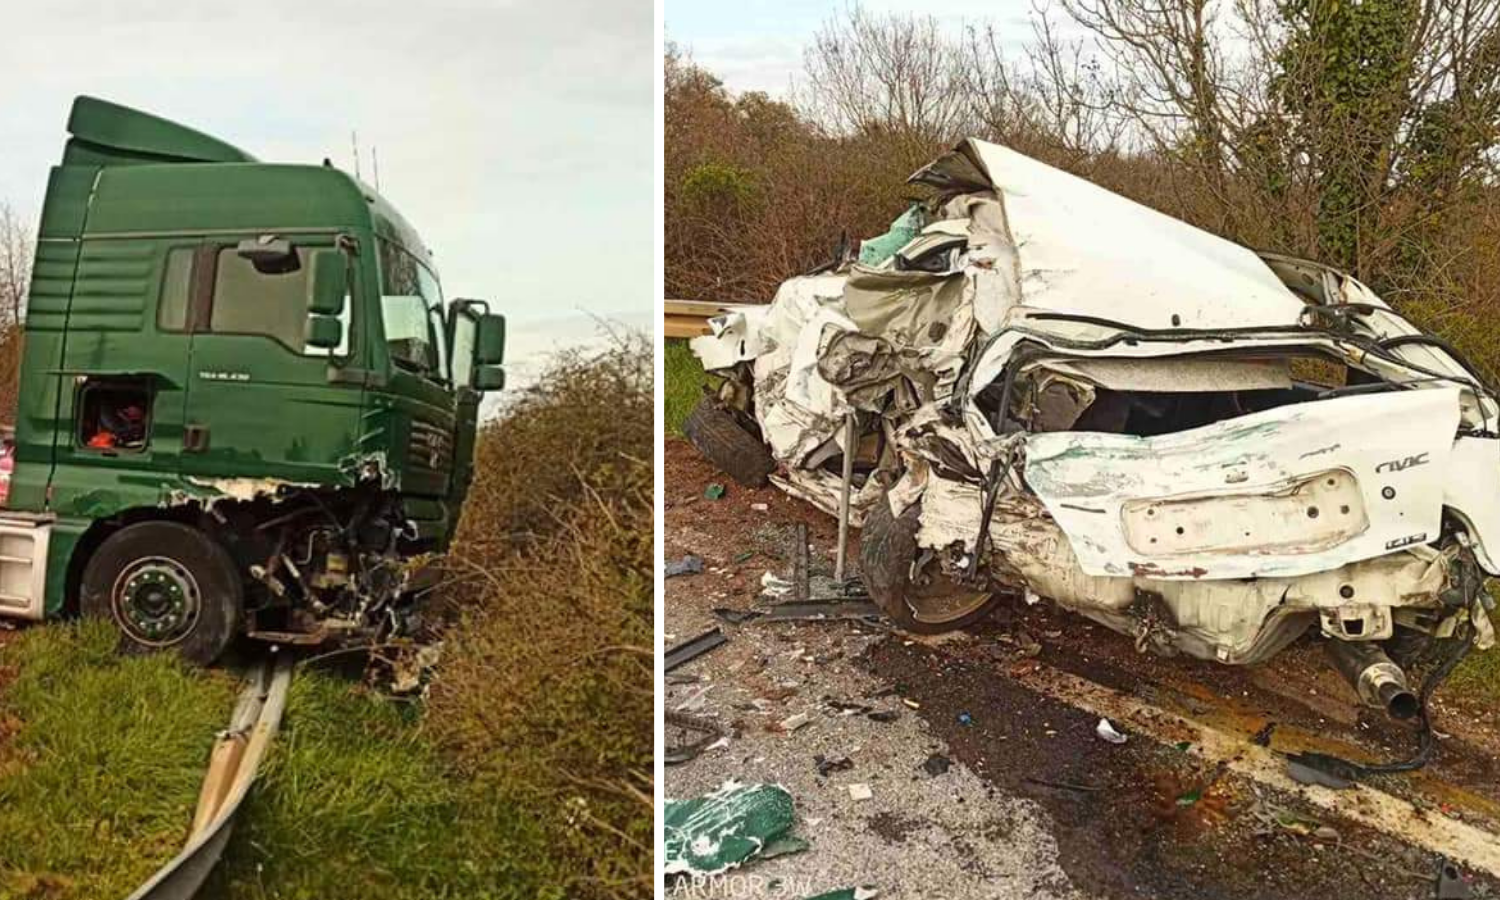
[668,0,1043,97]
[0,0,653,351]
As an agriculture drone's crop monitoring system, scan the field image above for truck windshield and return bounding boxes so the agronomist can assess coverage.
[379,240,447,382]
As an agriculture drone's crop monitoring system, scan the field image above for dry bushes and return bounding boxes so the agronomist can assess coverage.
[0,324,22,425]
[666,49,945,305]
[667,10,1500,378]
[426,333,653,900]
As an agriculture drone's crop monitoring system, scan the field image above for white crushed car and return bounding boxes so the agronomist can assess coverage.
[687,138,1497,723]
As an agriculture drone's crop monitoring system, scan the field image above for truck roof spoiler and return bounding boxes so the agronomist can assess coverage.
[62,95,257,167]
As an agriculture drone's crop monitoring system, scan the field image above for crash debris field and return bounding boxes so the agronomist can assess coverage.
[663,440,1500,900]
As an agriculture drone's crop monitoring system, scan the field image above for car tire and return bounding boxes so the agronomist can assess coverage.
[80,521,242,666]
[861,491,1000,634]
[683,397,775,488]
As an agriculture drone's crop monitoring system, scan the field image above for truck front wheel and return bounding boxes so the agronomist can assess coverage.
[80,521,242,666]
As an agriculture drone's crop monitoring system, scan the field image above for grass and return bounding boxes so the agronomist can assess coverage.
[1448,610,1500,705]
[664,338,709,435]
[213,671,563,900]
[0,620,237,900]
[0,625,577,900]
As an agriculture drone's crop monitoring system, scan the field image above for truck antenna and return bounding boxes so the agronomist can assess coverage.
[351,130,362,180]
[373,146,381,191]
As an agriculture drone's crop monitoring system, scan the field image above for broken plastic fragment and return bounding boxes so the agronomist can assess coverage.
[664,781,798,876]
[761,571,793,598]
[1095,718,1127,744]
[665,554,705,577]
[803,889,880,900]
[704,482,726,500]
[847,783,873,801]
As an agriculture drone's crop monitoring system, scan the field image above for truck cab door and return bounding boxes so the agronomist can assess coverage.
[38,239,197,517]
[177,236,360,487]
[446,301,505,508]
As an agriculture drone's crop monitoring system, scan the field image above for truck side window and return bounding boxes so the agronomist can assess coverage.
[451,315,476,389]
[77,378,152,453]
[210,247,310,352]
[157,247,195,331]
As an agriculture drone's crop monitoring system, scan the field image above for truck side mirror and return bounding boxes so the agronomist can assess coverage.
[305,315,343,349]
[476,313,505,365]
[308,249,348,316]
[474,364,505,392]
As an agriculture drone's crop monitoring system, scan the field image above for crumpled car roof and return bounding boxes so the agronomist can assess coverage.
[910,138,1307,330]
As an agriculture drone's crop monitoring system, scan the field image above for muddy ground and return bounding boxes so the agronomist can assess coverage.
[663,438,1500,899]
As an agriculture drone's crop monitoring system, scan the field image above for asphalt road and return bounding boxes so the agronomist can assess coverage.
[663,438,1500,900]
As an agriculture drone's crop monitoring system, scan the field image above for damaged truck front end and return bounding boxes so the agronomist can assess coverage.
[688,138,1497,723]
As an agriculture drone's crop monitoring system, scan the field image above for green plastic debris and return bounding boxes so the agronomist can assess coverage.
[857,206,925,267]
[664,781,798,876]
[804,889,880,900]
[704,482,726,500]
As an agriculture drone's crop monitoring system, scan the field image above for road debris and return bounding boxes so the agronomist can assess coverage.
[665,627,729,673]
[665,554,705,578]
[778,712,811,732]
[1024,776,1102,793]
[761,572,794,598]
[1095,718,1128,745]
[1284,752,1356,790]
[815,754,855,777]
[1438,857,1473,899]
[703,483,726,500]
[712,607,763,625]
[848,783,873,801]
[665,712,727,766]
[664,781,800,876]
[921,753,952,776]
[760,601,885,622]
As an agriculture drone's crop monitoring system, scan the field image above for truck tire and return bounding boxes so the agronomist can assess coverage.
[80,521,242,666]
[861,491,1000,634]
[683,397,775,488]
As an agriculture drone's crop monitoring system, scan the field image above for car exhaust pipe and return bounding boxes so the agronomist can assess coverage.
[1325,639,1420,720]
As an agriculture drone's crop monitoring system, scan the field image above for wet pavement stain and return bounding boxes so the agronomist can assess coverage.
[866,637,1499,900]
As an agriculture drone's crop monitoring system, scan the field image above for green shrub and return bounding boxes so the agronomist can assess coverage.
[664,339,708,435]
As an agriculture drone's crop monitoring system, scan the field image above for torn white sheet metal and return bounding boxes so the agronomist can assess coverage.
[939,139,1310,329]
[1024,387,1462,580]
[1443,436,1500,573]
[689,305,773,370]
[916,483,1448,661]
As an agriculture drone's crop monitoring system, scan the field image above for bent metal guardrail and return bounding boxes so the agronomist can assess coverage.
[125,652,294,900]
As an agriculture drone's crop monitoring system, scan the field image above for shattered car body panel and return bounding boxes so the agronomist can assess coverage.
[691,137,1498,696]
[1025,386,1460,580]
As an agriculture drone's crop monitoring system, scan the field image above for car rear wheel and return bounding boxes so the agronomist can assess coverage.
[683,397,776,488]
[861,491,1000,634]
[80,521,242,666]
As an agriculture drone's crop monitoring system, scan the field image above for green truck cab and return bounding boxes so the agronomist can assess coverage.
[0,97,504,663]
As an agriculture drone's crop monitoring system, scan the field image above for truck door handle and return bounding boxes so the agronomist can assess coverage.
[184,424,210,452]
